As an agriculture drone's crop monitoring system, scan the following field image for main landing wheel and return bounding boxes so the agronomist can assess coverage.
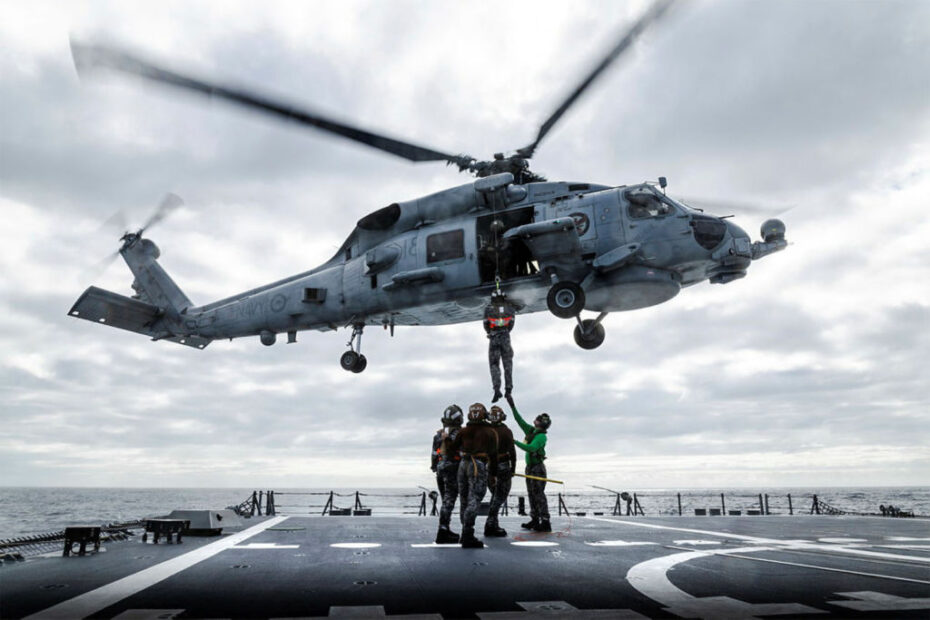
[340,351,359,371]
[573,319,605,350]
[547,281,585,319]
[351,354,367,373]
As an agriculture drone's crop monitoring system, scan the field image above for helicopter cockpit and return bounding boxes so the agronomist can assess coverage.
[624,186,677,219]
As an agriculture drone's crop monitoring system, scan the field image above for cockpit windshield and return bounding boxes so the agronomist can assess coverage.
[624,186,677,219]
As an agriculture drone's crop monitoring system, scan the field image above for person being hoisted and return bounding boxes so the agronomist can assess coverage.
[484,289,516,403]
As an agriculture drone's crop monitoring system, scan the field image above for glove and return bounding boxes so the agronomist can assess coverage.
[506,393,515,409]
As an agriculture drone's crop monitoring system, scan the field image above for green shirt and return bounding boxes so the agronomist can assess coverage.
[510,405,547,465]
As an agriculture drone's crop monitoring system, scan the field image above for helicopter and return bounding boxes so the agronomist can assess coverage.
[67,0,787,373]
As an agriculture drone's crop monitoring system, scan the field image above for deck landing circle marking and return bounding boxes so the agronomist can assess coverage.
[511,541,559,547]
[819,537,867,543]
[586,540,657,546]
[331,542,381,549]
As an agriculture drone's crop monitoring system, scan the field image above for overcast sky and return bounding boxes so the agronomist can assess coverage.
[1,0,928,491]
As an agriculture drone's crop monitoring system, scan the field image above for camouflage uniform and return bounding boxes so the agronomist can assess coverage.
[486,420,516,533]
[486,460,513,529]
[485,297,516,396]
[457,455,489,531]
[436,428,461,530]
[525,461,550,521]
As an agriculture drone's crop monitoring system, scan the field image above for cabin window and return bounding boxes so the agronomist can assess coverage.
[426,229,465,263]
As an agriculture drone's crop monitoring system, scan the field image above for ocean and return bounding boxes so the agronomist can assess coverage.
[1,486,927,540]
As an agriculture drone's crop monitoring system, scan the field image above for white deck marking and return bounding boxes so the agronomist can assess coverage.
[330,542,381,549]
[828,591,930,611]
[586,516,930,564]
[231,543,299,549]
[25,516,288,620]
[626,546,825,618]
[674,540,722,546]
[818,537,867,543]
[111,611,184,620]
[511,541,559,547]
[584,540,658,547]
[479,600,648,618]
[410,543,462,548]
[719,552,930,586]
[886,537,930,541]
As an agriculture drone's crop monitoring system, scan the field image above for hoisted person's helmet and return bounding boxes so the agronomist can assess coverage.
[442,404,463,426]
[535,413,552,429]
[468,403,487,422]
[487,405,506,424]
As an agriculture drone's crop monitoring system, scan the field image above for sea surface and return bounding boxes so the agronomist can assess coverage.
[1,486,927,540]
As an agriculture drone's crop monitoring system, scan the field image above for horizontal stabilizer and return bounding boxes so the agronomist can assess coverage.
[68,286,211,349]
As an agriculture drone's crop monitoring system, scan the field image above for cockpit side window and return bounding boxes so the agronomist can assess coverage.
[626,191,673,219]
[426,229,465,263]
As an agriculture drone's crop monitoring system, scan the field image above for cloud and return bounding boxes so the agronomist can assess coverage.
[1,1,928,492]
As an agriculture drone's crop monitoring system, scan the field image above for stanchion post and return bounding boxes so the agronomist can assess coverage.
[418,492,427,516]
[518,496,526,516]
[257,491,264,516]
[764,494,770,515]
[322,491,333,516]
[633,493,644,516]
[721,493,726,516]
[788,493,793,515]
[613,493,621,516]
[558,493,569,516]
[677,493,682,516]
[266,490,275,516]
[355,491,363,511]
[251,491,258,516]
[758,493,764,515]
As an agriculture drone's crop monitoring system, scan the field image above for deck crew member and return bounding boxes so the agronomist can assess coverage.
[450,403,499,548]
[484,290,516,403]
[506,394,552,532]
[434,404,464,544]
[485,405,516,537]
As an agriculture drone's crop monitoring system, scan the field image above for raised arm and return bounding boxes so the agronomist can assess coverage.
[506,394,533,435]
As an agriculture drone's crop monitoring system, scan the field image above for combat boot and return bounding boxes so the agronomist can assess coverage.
[533,519,552,532]
[521,518,539,530]
[484,524,507,537]
[460,527,484,548]
[492,389,503,403]
[435,527,460,544]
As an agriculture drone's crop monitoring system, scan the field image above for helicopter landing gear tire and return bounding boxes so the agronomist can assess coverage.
[573,319,605,350]
[547,281,585,319]
[351,354,367,373]
[340,351,360,371]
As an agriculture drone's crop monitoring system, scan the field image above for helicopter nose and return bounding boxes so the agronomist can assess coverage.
[725,221,753,257]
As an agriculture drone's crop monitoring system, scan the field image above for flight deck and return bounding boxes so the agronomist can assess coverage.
[2,514,929,619]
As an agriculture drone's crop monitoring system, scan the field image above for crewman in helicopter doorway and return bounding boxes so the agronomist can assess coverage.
[484,289,516,403]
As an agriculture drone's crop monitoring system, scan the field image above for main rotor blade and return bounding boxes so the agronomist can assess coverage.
[517,0,675,159]
[139,192,184,235]
[70,39,475,169]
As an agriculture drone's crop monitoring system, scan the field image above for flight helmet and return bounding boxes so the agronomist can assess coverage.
[534,413,552,429]
[442,404,463,426]
[468,402,487,422]
[487,405,506,424]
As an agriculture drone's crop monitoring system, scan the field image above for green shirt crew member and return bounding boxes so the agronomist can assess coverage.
[506,394,552,532]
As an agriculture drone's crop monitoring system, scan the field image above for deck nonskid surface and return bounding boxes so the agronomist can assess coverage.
[3,515,929,618]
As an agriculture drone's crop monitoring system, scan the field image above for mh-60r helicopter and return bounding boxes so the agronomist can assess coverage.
[68,1,787,373]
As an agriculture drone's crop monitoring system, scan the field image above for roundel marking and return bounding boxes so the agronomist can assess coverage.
[270,294,287,312]
[569,212,590,236]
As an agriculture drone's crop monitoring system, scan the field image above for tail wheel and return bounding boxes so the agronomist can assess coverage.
[547,281,585,318]
[351,354,368,373]
[573,319,605,349]
[340,351,360,371]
